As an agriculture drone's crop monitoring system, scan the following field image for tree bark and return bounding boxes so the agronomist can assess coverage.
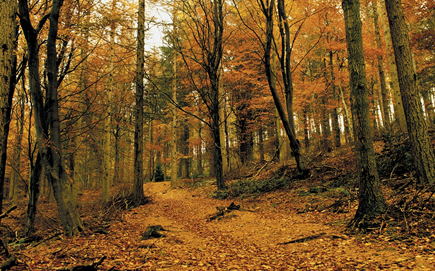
[103,0,116,202]
[329,51,341,147]
[385,0,435,184]
[171,8,178,188]
[132,0,147,205]
[373,2,391,131]
[342,0,386,226]
[379,0,407,134]
[0,0,17,217]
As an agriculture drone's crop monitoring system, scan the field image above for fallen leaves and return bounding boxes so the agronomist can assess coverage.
[2,181,435,270]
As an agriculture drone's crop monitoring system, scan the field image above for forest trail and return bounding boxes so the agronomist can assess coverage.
[21,181,434,270]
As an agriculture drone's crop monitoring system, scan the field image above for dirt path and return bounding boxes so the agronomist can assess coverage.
[24,181,434,270]
[110,182,433,270]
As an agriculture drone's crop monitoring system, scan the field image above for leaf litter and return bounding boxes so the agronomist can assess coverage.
[1,175,435,270]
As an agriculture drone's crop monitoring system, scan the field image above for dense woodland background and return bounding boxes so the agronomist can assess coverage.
[0,0,435,241]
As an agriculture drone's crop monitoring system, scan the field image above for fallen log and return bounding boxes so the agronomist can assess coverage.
[207,202,240,221]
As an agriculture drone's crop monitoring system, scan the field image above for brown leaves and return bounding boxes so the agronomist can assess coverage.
[2,181,435,270]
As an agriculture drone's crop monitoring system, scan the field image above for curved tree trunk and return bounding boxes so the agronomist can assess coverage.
[262,0,307,177]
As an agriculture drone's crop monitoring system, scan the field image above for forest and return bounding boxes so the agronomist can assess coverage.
[0,0,435,269]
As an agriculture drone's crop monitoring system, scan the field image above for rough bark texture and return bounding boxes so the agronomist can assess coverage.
[385,0,435,184]
[0,0,17,216]
[132,0,147,205]
[379,0,407,134]
[342,0,386,226]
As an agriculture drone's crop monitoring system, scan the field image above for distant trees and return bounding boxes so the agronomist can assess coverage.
[172,0,226,190]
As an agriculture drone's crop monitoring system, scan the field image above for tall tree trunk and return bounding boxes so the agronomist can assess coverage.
[19,0,83,236]
[385,0,435,184]
[218,66,228,174]
[329,51,341,147]
[103,0,116,202]
[171,9,178,188]
[24,153,42,235]
[9,76,25,207]
[45,0,84,235]
[272,55,283,161]
[303,108,310,148]
[0,0,17,216]
[132,0,147,205]
[338,82,353,143]
[263,0,307,176]
[196,123,203,176]
[181,123,190,179]
[342,0,386,227]
[373,2,391,131]
[379,0,407,134]
[321,59,331,152]
[209,0,225,190]
[148,120,154,181]
[258,127,265,162]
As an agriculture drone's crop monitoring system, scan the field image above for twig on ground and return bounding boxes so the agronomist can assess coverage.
[0,206,17,219]
[29,232,62,248]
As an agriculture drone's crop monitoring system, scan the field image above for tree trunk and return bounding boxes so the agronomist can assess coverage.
[24,153,42,236]
[103,0,116,202]
[342,0,386,227]
[373,2,391,131]
[385,0,435,184]
[262,0,308,177]
[0,0,17,216]
[171,10,178,188]
[9,84,25,206]
[329,51,341,147]
[258,127,265,162]
[19,0,83,236]
[180,123,190,179]
[45,0,84,235]
[338,82,353,143]
[132,0,147,205]
[379,0,407,134]
[218,66,228,174]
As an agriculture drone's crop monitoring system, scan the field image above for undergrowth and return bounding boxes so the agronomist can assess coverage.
[210,176,293,199]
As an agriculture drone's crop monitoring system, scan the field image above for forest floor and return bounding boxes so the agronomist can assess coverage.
[2,144,435,270]
[2,175,435,270]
